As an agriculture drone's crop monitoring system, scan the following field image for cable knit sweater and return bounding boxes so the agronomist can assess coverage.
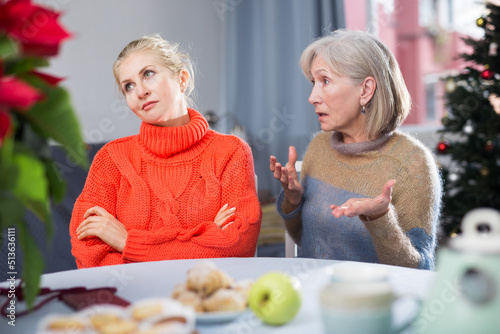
[278,131,441,270]
[70,109,262,268]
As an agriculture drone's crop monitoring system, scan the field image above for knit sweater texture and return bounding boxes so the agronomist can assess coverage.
[70,109,262,268]
[278,131,441,270]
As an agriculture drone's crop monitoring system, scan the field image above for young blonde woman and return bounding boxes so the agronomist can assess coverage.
[270,30,441,270]
[70,34,261,268]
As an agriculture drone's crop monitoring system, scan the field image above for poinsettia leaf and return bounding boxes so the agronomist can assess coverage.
[0,136,18,190]
[19,77,88,169]
[12,153,48,203]
[18,223,44,309]
[11,152,52,227]
[6,57,50,74]
[0,157,18,190]
[26,198,53,237]
[0,34,18,59]
[44,158,66,203]
[0,194,25,242]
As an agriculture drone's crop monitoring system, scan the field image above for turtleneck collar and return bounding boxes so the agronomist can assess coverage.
[138,108,209,158]
[330,131,392,155]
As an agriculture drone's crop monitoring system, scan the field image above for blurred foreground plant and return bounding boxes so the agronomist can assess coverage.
[0,0,87,307]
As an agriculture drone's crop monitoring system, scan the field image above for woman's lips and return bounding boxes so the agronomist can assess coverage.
[316,112,328,120]
[142,101,158,111]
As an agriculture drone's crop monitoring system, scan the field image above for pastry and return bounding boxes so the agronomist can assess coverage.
[171,283,188,299]
[231,279,254,301]
[89,313,123,330]
[98,319,137,334]
[46,316,87,331]
[202,288,247,312]
[172,289,203,312]
[186,262,234,297]
[131,302,163,321]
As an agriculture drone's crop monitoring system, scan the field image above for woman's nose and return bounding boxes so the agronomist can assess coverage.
[308,85,321,105]
[136,84,150,99]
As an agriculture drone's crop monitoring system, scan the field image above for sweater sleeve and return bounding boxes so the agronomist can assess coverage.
[69,147,123,268]
[362,146,441,270]
[121,140,262,261]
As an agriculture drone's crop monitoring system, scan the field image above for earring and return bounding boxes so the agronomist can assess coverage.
[361,105,366,114]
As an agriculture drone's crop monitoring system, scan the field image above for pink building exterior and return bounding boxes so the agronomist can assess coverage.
[345,0,473,125]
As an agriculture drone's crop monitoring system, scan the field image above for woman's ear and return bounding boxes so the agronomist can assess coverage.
[360,76,376,105]
[179,69,189,92]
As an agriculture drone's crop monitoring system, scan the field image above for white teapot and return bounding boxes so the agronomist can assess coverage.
[414,208,500,334]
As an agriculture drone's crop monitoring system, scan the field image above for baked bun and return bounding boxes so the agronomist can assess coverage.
[202,288,247,312]
[186,262,234,297]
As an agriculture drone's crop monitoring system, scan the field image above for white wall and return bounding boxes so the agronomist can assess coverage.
[39,0,225,143]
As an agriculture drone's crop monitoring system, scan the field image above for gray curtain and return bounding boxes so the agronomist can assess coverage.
[224,0,345,198]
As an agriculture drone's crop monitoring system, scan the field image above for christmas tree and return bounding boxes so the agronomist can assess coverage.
[437,2,500,236]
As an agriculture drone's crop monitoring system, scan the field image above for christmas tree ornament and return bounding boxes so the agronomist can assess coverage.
[445,78,456,93]
[490,42,498,56]
[486,140,494,152]
[463,121,474,134]
[448,173,459,182]
[481,66,494,80]
[480,167,489,176]
[477,16,486,27]
[437,139,450,154]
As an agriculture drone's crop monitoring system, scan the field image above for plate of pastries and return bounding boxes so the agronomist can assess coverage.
[171,261,253,324]
[38,298,197,334]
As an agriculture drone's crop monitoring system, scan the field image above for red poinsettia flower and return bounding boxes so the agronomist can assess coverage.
[0,109,11,147]
[0,76,43,111]
[0,0,71,56]
[30,70,64,86]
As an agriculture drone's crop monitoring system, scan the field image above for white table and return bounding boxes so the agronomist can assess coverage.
[0,257,435,333]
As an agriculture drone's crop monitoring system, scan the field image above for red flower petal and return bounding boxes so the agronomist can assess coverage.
[0,109,12,147]
[21,41,61,56]
[0,76,44,111]
[0,0,71,56]
[30,70,64,86]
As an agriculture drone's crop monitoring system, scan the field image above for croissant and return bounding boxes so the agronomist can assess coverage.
[202,288,247,312]
[172,289,204,312]
[186,262,234,297]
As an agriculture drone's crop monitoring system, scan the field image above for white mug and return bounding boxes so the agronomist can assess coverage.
[320,264,416,334]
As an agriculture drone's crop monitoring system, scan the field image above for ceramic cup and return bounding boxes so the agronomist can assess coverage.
[320,264,413,334]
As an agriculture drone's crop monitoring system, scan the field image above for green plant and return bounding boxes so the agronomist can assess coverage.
[0,0,87,307]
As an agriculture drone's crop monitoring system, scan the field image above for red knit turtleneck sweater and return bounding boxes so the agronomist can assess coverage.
[70,109,262,268]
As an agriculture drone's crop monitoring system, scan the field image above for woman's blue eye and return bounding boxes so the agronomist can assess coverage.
[144,70,154,78]
[323,79,330,84]
[124,83,133,92]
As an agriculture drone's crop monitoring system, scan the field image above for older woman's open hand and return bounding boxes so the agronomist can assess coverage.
[270,146,304,208]
[76,206,128,252]
[330,179,396,221]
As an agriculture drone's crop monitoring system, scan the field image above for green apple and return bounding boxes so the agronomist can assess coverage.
[248,271,301,326]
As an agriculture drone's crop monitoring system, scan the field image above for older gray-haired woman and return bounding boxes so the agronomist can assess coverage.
[270,30,441,270]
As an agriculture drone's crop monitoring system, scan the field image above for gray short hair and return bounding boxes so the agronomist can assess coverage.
[300,29,411,139]
[113,34,196,108]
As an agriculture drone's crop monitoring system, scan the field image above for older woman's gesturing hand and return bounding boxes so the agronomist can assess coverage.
[270,146,304,208]
[330,179,396,221]
[76,206,128,252]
